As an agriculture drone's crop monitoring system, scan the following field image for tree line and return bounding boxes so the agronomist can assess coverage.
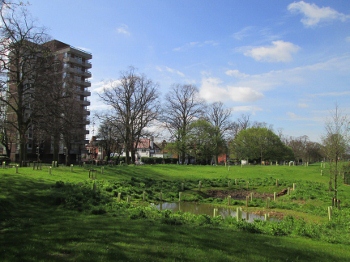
[0,1,348,175]
[96,68,349,167]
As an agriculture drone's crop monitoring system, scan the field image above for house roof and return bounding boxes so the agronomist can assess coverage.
[136,138,160,150]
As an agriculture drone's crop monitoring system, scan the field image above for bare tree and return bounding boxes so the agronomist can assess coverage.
[284,135,309,163]
[99,67,160,164]
[97,119,123,162]
[322,105,349,201]
[230,114,251,140]
[206,101,232,164]
[0,1,52,164]
[31,59,65,162]
[161,84,204,164]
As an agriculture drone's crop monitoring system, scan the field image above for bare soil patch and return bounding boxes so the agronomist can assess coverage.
[206,189,274,200]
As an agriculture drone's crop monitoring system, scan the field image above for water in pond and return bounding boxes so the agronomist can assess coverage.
[154,202,276,222]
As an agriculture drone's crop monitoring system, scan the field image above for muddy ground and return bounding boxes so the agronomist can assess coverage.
[206,189,275,200]
[206,189,286,219]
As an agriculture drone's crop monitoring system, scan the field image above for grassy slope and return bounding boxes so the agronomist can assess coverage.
[1,164,350,261]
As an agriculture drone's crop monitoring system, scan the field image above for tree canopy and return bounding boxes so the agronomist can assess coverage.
[231,127,294,163]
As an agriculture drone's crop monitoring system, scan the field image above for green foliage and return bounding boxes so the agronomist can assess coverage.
[231,127,294,162]
[51,181,111,212]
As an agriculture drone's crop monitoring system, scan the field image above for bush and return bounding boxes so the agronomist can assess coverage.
[140,157,178,164]
[91,207,107,215]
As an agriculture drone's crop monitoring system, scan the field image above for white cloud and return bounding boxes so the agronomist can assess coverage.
[232,106,263,114]
[286,112,312,121]
[310,91,350,97]
[165,66,185,77]
[232,26,254,40]
[298,103,309,108]
[288,1,350,27]
[116,24,131,36]
[287,112,298,119]
[156,66,185,77]
[199,77,264,103]
[243,40,300,62]
[225,69,249,78]
[92,79,121,94]
[226,54,350,91]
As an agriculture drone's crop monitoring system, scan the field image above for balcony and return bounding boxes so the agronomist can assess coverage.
[83,70,92,78]
[65,65,92,78]
[63,57,92,69]
[73,78,91,87]
[83,110,91,116]
[82,80,91,87]
[81,99,90,106]
[75,89,91,97]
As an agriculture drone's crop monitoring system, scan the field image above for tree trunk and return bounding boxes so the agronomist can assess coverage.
[53,137,60,162]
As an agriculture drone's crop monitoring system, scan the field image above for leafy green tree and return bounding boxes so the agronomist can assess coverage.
[188,119,218,164]
[231,127,294,164]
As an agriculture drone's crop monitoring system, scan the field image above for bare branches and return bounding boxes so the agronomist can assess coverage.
[161,84,204,163]
[0,0,52,163]
[98,67,160,164]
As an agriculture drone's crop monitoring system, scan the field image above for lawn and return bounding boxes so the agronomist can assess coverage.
[1,163,350,261]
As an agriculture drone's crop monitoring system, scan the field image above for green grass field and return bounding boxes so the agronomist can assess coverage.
[1,163,350,261]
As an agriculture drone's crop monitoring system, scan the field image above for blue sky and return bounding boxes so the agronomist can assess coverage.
[27,0,350,142]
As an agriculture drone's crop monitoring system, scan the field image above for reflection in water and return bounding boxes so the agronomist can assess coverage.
[156,202,276,222]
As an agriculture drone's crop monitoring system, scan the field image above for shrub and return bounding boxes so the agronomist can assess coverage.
[91,207,107,215]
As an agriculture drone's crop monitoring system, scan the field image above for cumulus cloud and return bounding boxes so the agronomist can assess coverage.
[288,1,350,27]
[116,24,131,35]
[244,40,300,62]
[199,77,264,103]
[92,79,121,94]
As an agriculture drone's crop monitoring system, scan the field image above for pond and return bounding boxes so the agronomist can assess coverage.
[154,202,278,222]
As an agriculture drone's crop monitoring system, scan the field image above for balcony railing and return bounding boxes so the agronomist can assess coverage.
[73,78,91,87]
[63,57,92,69]
[81,100,90,106]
